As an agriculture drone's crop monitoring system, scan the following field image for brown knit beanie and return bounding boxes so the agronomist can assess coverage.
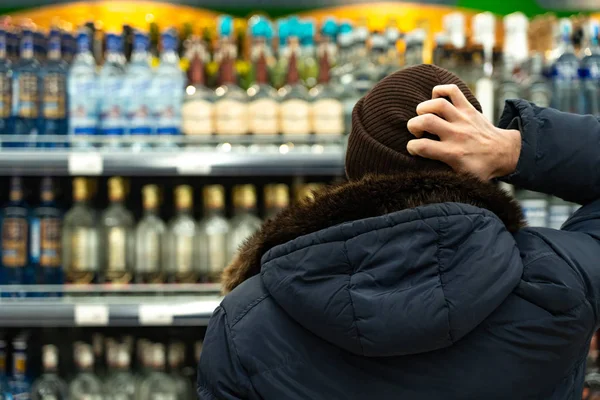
[345,64,482,181]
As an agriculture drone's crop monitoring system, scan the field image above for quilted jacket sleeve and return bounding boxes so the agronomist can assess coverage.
[197,306,255,400]
[499,100,600,324]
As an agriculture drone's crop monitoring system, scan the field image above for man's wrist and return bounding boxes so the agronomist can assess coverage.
[493,128,522,179]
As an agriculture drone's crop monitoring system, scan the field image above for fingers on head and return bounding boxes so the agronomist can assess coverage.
[432,84,470,109]
[416,98,460,121]
[407,139,453,162]
[407,113,454,138]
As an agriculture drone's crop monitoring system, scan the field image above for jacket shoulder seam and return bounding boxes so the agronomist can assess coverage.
[435,213,454,344]
[343,240,365,355]
[222,306,256,396]
[230,293,270,328]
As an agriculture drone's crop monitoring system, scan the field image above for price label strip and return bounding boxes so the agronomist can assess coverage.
[139,304,174,325]
[68,153,103,175]
[176,154,213,175]
[74,305,109,326]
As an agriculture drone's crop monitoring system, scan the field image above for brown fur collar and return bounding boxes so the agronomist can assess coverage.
[221,171,525,294]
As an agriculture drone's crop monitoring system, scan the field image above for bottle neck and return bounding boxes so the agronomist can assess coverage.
[131,49,150,64]
[0,34,7,61]
[20,34,34,60]
[48,35,62,61]
[317,49,331,85]
[254,50,269,85]
[176,206,191,215]
[189,54,205,86]
[204,207,224,218]
[286,52,300,85]
[12,352,26,378]
[160,49,179,65]
[220,55,236,85]
[143,206,158,216]
[234,206,256,216]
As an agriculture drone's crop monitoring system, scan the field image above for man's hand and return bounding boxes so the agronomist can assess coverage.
[406,84,522,181]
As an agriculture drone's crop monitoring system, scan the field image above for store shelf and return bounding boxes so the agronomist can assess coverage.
[0,284,222,327]
[0,135,346,176]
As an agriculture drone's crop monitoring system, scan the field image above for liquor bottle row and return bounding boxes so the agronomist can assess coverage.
[0,176,327,290]
[516,190,580,229]
[0,331,201,399]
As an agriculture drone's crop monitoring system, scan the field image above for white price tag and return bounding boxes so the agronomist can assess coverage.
[139,305,174,325]
[176,154,212,175]
[74,305,109,326]
[68,153,103,175]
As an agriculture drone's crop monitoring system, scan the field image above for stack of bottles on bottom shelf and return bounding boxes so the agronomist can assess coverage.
[0,331,202,399]
[0,175,326,291]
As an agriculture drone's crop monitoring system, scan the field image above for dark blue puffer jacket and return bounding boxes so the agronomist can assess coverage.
[198,100,600,399]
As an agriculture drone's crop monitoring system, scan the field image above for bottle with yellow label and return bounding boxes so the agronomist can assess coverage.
[166,185,198,283]
[101,177,134,284]
[197,185,230,283]
[135,184,166,283]
[228,185,262,262]
[264,184,289,220]
[63,177,99,284]
[1,176,33,292]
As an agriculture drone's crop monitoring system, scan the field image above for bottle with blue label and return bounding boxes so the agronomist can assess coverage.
[125,30,153,150]
[9,338,30,400]
[1,177,33,295]
[41,28,68,148]
[0,340,10,400]
[99,33,126,148]
[153,29,184,144]
[551,19,580,114]
[0,28,13,140]
[68,28,98,148]
[31,177,62,291]
[579,19,600,116]
[12,27,41,148]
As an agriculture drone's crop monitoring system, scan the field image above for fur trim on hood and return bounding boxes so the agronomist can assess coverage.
[221,171,525,294]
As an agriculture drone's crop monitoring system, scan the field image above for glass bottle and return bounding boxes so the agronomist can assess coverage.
[31,177,63,288]
[167,185,198,283]
[62,178,99,284]
[214,18,248,136]
[104,344,136,400]
[299,20,318,89]
[68,343,102,400]
[310,42,344,136]
[31,344,68,400]
[527,53,552,108]
[126,30,154,149]
[181,36,214,137]
[168,343,193,400]
[12,25,41,148]
[138,344,177,400]
[0,27,13,138]
[9,338,31,400]
[279,41,311,137]
[264,184,289,220]
[153,28,184,141]
[68,28,98,148]
[247,28,279,136]
[98,33,126,147]
[101,177,134,284]
[579,19,600,115]
[135,184,166,283]
[228,185,262,261]
[1,176,32,291]
[551,19,580,113]
[384,19,401,75]
[0,340,10,400]
[197,185,229,283]
[41,27,68,147]
[517,190,549,228]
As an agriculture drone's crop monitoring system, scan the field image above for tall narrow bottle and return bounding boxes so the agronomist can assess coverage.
[228,185,262,262]
[182,36,214,137]
[68,28,97,148]
[0,340,9,400]
[264,184,289,220]
[138,344,177,400]
[299,20,318,89]
[101,177,134,284]
[579,19,600,115]
[279,43,311,136]
[197,185,229,283]
[31,344,68,400]
[103,344,136,400]
[62,178,99,284]
[0,27,13,138]
[9,338,31,400]
[551,19,580,113]
[31,177,62,287]
[310,41,344,136]
[247,23,279,136]
[527,53,552,107]
[126,30,153,148]
[153,29,184,141]
[12,26,41,147]
[214,17,248,136]
[1,176,32,291]
[68,343,103,400]
[168,343,193,400]
[41,27,68,147]
[99,33,126,147]
[167,185,198,283]
[135,184,166,283]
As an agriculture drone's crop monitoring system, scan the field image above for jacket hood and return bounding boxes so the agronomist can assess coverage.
[222,172,525,357]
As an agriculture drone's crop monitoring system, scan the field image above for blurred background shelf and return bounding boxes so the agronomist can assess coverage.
[0,284,222,327]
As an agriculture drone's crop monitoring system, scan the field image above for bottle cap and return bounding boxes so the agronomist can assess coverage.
[175,185,193,210]
[233,185,257,209]
[142,184,160,210]
[321,17,338,39]
[42,344,59,370]
[73,177,88,201]
[218,15,233,38]
[152,343,166,368]
[108,176,126,202]
[203,185,225,210]
[265,184,289,209]
[116,345,130,368]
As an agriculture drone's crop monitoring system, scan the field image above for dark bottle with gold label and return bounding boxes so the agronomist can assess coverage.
[31,177,63,288]
[167,185,198,283]
[135,184,166,283]
[101,177,134,284]
[1,176,33,292]
[63,177,99,284]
